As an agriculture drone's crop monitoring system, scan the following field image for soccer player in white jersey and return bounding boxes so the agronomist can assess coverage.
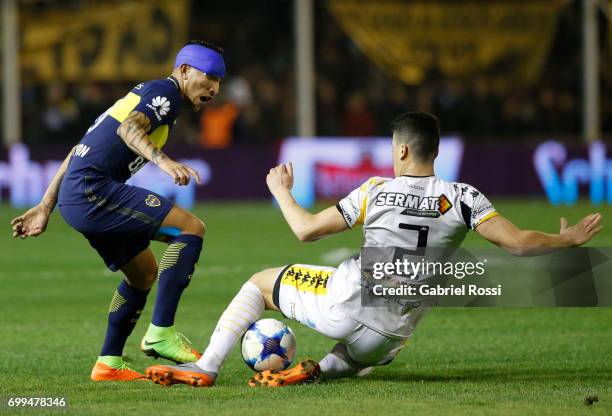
[145,112,602,387]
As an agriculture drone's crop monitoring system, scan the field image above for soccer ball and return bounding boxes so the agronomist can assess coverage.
[241,318,296,371]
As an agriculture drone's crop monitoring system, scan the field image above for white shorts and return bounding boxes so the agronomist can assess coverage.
[272,264,409,367]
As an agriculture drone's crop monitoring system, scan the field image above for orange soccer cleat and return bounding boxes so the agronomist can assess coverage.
[90,361,145,382]
[248,359,320,387]
[146,362,216,387]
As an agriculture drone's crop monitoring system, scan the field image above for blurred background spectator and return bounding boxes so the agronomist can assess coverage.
[14,0,610,148]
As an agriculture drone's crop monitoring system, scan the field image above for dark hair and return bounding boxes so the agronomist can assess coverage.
[185,40,224,55]
[390,111,440,162]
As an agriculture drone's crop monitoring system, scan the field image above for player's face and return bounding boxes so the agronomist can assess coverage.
[183,67,221,111]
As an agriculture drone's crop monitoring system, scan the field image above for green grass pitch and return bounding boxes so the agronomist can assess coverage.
[1,199,611,415]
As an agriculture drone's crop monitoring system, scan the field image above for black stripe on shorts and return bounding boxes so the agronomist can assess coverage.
[273,264,293,318]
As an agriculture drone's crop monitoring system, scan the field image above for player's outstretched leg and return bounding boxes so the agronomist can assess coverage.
[146,269,274,387]
[92,249,156,381]
[249,323,411,387]
[141,206,204,364]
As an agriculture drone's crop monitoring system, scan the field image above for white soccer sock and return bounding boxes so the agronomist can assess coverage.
[196,281,265,373]
[319,343,361,380]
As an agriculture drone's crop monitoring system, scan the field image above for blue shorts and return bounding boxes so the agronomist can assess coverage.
[59,176,174,271]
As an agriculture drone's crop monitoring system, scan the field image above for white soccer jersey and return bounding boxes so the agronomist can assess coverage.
[332,175,498,337]
[337,175,497,247]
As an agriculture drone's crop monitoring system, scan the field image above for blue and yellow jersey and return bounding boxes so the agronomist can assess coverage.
[59,77,182,205]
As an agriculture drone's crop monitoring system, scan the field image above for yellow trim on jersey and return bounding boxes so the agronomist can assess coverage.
[356,177,385,225]
[280,265,332,295]
[108,91,169,149]
[108,92,141,122]
[149,125,169,149]
[357,194,368,225]
[474,211,499,228]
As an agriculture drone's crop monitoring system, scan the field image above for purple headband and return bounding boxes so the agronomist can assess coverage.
[174,44,225,78]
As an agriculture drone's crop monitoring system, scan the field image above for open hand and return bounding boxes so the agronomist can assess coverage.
[11,205,51,239]
[560,213,603,246]
[158,158,201,186]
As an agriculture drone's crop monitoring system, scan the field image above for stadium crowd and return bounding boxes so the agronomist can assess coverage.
[19,1,611,148]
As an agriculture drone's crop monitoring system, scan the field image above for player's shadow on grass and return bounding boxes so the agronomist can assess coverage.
[329,368,611,384]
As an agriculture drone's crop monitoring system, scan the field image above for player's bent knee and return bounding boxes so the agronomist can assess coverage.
[196,218,206,237]
[182,216,205,238]
[249,269,274,289]
[249,268,280,310]
[248,271,265,290]
[162,206,206,238]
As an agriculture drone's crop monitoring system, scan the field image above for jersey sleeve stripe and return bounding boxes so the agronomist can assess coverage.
[356,194,368,225]
[356,177,383,225]
[108,92,141,123]
[473,211,499,228]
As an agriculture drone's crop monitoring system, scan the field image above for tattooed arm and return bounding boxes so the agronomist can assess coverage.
[117,111,165,164]
[117,111,200,185]
[11,147,74,238]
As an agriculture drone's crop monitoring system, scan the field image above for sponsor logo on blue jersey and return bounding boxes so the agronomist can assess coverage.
[146,96,171,121]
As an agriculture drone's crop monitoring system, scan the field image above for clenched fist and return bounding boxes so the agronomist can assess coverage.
[266,163,294,196]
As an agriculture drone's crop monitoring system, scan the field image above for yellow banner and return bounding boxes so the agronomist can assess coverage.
[21,0,189,82]
[329,0,563,85]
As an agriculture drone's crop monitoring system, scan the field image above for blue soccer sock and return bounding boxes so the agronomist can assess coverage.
[151,234,203,327]
[100,280,149,357]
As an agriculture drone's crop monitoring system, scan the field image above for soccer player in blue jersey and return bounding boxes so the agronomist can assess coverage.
[11,40,224,381]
